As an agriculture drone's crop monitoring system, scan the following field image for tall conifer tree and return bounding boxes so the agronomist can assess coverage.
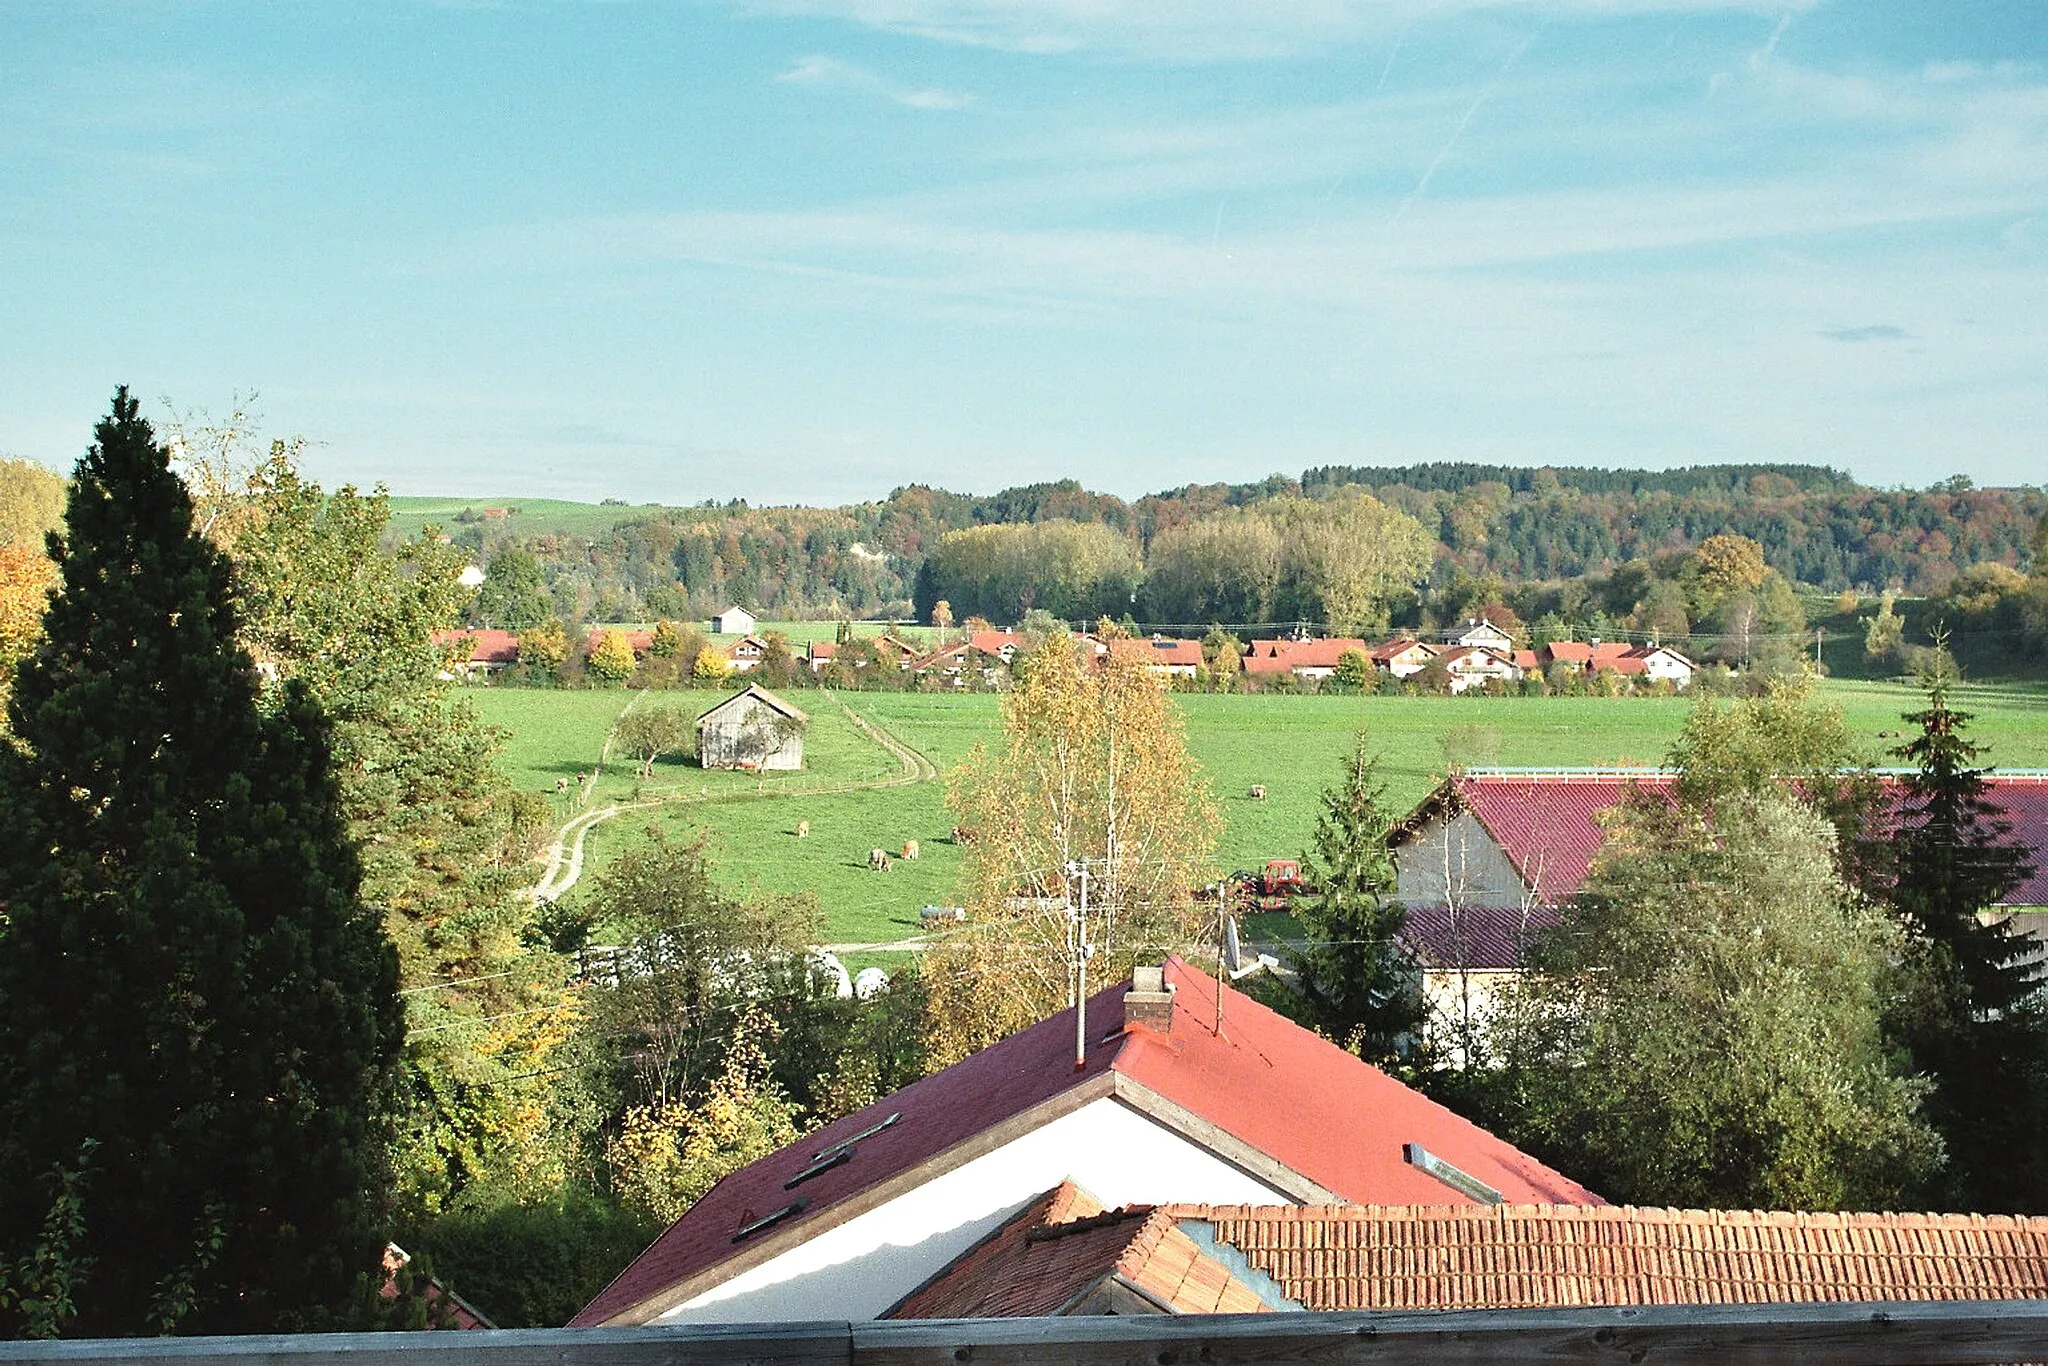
[0,390,401,1334]
[1883,645,2047,1209]
[1269,734,1421,1065]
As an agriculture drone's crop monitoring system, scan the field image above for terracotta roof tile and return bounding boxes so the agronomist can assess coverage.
[1153,1203,2048,1311]
[887,1185,1276,1319]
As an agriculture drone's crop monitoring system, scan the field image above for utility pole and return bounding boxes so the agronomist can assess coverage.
[1815,626,1825,671]
[1064,860,1093,1072]
[1214,880,1229,1035]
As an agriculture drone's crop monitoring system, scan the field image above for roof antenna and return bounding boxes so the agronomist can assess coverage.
[1064,860,1094,1072]
[1215,880,1229,1036]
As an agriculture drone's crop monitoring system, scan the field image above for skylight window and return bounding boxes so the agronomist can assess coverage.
[784,1146,854,1190]
[811,1110,900,1162]
[1403,1142,1503,1205]
[731,1199,809,1243]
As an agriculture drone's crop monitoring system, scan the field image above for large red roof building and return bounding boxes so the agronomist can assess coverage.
[572,958,1598,1327]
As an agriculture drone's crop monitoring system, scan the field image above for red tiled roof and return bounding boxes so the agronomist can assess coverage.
[1397,904,1562,971]
[1369,639,1433,663]
[433,628,520,665]
[584,628,655,654]
[886,1183,1271,1319]
[571,958,1599,1326]
[969,630,1023,655]
[1162,1203,2048,1311]
[807,641,838,659]
[1106,638,1205,667]
[1241,638,1371,673]
[899,1196,2048,1318]
[1543,641,1595,664]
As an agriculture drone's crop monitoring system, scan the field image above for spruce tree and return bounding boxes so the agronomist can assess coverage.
[1884,645,2047,1209]
[1268,734,1422,1064]
[0,390,401,1334]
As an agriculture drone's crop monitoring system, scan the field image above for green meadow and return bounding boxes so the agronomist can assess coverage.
[468,679,2048,945]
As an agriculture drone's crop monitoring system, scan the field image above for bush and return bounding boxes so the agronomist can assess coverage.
[413,1192,661,1329]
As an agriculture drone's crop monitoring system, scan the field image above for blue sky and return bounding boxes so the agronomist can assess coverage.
[5,1,2046,503]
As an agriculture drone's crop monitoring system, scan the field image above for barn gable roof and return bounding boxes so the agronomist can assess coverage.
[571,957,1599,1327]
[694,683,809,726]
[1394,770,2048,909]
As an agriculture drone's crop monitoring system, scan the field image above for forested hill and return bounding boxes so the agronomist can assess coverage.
[404,463,2043,625]
[1301,462,1861,498]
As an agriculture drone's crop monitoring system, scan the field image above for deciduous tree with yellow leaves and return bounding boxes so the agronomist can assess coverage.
[926,641,1218,1065]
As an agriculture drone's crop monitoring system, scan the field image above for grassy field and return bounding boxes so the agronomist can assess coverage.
[384,495,658,544]
[468,679,2048,945]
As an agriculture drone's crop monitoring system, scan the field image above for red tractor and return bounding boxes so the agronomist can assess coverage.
[1232,859,1307,911]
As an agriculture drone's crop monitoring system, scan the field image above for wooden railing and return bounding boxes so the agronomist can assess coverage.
[4,1302,2047,1366]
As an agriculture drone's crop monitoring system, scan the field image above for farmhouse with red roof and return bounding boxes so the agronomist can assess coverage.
[571,958,1599,1327]
[1391,770,2048,913]
[432,627,520,680]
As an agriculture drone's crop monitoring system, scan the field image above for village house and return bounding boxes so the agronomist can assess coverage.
[1241,638,1372,681]
[804,640,837,674]
[709,605,758,636]
[1369,638,1439,678]
[723,634,772,672]
[571,959,1597,1327]
[432,627,520,681]
[1394,903,1560,1065]
[696,684,808,770]
[1103,636,1205,678]
[1436,644,1522,693]
[1442,616,1517,650]
[584,627,655,660]
[1391,768,2048,918]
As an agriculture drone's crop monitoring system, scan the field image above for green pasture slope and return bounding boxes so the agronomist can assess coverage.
[384,496,659,544]
[469,680,2048,946]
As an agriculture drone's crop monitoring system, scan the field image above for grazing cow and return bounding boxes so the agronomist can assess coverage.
[553,776,571,795]
[796,819,810,838]
[902,839,920,861]
[950,825,978,845]
[1248,784,1267,800]
[868,847,891,871]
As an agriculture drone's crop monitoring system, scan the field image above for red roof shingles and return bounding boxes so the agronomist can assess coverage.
[1242,639,1373,674]
[432,628,519,665]
[1414,771,2048,910]
[572,958,1599,1327]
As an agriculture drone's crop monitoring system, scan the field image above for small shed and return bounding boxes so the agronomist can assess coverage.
[710,605,758,636]
[697,684,808,771]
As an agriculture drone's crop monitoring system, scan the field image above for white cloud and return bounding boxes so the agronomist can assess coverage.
[776,53,972,109]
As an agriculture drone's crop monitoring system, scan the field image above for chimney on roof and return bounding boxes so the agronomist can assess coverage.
[1125,965,1175,1034]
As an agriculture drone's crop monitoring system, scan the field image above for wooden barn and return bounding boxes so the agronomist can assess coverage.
[697,684,808,771]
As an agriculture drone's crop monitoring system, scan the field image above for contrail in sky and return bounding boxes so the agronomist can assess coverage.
[1393,23,1543,224]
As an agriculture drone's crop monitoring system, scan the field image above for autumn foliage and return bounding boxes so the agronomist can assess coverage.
[926,641,1218,1065]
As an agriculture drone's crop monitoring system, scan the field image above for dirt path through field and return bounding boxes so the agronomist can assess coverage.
[528,691,936,904]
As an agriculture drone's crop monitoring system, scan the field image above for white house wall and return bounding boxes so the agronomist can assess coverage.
[654,1096,1291,1325]
[1395,811,1527,909]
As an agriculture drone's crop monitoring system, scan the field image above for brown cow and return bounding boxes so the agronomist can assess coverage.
[796,819,810,838]
[901,839,920,861]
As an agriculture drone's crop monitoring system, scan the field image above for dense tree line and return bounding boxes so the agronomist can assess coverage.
[446,463,2042,638]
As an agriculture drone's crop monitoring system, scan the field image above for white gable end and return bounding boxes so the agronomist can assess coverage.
[653,1095,1292,1325]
